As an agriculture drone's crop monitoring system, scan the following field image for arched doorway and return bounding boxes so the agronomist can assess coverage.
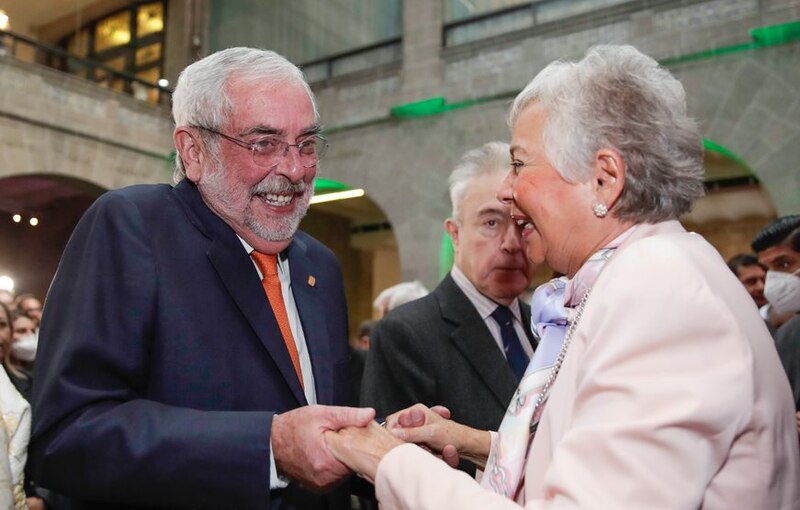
[682,139,776,260]
[0,174,106,300]
[301,179,401,338]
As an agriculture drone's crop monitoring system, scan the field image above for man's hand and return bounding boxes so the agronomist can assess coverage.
[272,405,375,492]
[325,421,404,484]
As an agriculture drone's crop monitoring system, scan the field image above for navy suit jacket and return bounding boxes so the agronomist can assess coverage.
[30,180,351,509]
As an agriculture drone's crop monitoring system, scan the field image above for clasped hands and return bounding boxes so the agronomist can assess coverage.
[271,403,489,492]
[324,403,491,484]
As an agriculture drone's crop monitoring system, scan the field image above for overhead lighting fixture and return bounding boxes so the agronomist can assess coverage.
[0,10,9,31]
[29,217,39,226]
[310,188,365,205]
[0,275,13,292]
[12,214,21,223]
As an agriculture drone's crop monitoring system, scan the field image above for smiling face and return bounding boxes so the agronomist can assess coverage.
[499,103,598,277]
[446,170,532,305]
[184,75,318,254]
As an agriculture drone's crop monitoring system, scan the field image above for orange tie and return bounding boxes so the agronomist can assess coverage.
[251,251,304,388]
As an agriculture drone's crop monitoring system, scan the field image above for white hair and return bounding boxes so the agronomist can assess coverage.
[448,141,511,220]
[509,45,704,222]
[373,281,429,315]
[171,47,318,182]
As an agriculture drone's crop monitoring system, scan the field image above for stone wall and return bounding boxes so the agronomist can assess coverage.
[312,0,800,287]
[0,56,174,187]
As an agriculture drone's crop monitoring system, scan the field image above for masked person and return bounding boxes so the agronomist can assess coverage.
[5,313,36,402]
[753,215,800,425]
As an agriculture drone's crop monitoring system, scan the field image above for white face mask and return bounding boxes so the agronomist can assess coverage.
[11,333,37,362]
[764,269,800,314]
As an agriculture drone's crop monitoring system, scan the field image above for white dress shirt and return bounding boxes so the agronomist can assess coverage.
[450,265,534,360]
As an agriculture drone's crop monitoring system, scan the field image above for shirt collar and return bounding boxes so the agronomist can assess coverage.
[239,236,289,276]
[450,265,522,322]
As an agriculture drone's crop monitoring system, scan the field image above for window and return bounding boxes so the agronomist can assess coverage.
[444,0,531,22]
[209,0,402,81]
[57,1,167,104]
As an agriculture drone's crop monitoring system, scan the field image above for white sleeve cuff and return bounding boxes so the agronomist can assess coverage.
[269,436,290,489]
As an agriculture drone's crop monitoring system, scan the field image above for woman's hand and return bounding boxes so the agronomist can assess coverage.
[324,421,404,483]
[387,403,492,469]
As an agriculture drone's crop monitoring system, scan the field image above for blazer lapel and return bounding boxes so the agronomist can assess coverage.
[172,180,306,405]
[519,302,537,350]
[286,237,334,405]
[437,275,520,408]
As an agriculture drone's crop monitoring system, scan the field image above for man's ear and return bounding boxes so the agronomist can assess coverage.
[445,217,460,249]
[592,148,626,210]
[174,127,206,183]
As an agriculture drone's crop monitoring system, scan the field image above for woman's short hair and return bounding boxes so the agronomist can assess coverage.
[509,45,705,223]
[448,142,510,220]
[171,47,317,182]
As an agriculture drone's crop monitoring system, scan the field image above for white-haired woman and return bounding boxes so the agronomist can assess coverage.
[325,45,800,509]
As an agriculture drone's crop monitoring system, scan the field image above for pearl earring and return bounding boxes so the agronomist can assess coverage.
[593,203,608,218]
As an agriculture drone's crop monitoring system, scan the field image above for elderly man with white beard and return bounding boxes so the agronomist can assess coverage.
[30,47,372,510]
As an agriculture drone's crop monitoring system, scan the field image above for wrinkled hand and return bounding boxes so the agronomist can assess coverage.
[325,421,404,483]
[272,405,375,492]
[385,404,460,467]
[387,403,491,469]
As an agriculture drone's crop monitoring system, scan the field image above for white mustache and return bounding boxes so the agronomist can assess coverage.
[251,177,307,196]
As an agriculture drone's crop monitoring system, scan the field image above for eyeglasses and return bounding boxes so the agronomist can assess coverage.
[195,126,328,168]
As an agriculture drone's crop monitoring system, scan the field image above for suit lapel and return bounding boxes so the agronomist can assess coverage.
[519,302,537,350]
[286,236,333,405]
[437,275,520,408]
[173,180,306,405]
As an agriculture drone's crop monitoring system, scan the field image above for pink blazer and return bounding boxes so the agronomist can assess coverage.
[375,221,800,509]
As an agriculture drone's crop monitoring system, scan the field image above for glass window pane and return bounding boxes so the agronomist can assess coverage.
[137,2,164,37]
[67,29,89,57]
[95,11,132,52]
[135,42,162,67]
[446,8,532,45]
[536,0,628,24]
[208,0,402,64]
[95,55,127,82]
[135,67,161,104]
[444,0,531,22]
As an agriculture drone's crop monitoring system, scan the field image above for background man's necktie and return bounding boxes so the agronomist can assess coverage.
[251,251,304,388]
[491,305,529,380]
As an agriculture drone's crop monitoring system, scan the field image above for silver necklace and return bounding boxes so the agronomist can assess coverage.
[528,290,591,434]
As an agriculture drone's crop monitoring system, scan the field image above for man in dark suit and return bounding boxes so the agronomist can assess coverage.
[361,142,536,450]
[30,47,373,509]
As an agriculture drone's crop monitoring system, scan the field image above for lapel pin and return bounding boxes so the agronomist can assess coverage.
[308,275,316,287]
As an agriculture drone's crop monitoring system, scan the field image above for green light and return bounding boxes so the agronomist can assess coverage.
[391,97,448,118]
[314,178,350,193]
[439,229,454,278]
[391,96,489,118]
[703,138,752,174]
[661,21,800,66]
[751,21,800,45]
